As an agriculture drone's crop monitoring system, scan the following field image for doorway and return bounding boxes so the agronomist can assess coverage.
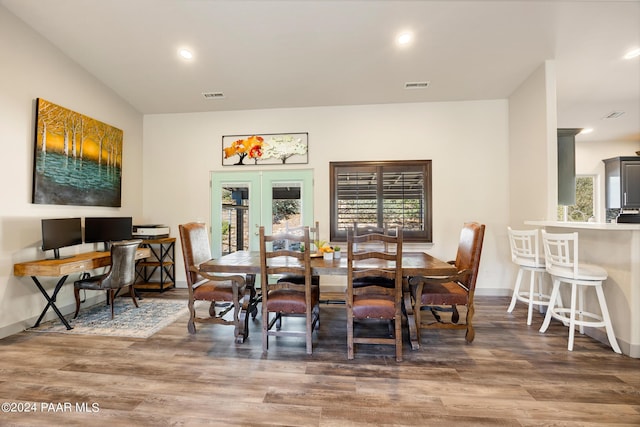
[210,170,314,258]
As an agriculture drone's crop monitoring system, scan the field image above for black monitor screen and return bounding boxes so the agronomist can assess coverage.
[84,217,133,247]
[41,218,83,258]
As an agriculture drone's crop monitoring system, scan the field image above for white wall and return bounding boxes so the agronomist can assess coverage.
[143,100,512,294]
[0,6,144,337]
[508,61,557,228]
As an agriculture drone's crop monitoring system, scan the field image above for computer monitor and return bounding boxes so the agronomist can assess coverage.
[84,216,133,251]
[41,217,83,259]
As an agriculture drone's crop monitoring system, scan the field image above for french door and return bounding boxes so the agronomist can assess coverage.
[210,170,314,258]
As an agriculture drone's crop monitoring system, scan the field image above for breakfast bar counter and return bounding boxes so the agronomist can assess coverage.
[525,220,640,357]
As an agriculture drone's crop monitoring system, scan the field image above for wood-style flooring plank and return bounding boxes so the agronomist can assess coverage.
[0,291,638,426]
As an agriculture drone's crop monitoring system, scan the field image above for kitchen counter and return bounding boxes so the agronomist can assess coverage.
[525,220,640,231]
[524,220,640,357]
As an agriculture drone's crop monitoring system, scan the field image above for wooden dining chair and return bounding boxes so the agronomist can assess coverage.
[277,220,320,287]
[351,223,398,288]
[408,222,485,344]
[346,226,403,361]
[259,226,320,354]
[179,222,254,343]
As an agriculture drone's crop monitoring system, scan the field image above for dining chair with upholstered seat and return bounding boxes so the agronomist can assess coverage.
[539,230,621,353]
[507,227,551,325]
[277,220,320,287]
[179,222,254,343]
[74,239,142,319]
[260,225,320,354]
[346,226,403,361]
[408,222,485,344]
[351,223,398,289]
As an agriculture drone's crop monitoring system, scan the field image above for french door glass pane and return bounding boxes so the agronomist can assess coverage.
[211,170,313,257]
[271,182,302,250]
[221,185,250,255]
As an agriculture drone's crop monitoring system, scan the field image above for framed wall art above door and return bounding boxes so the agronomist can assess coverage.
[222,132,308,166]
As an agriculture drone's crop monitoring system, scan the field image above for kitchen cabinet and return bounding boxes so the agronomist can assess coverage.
[557,129,580,206]
[604,156,640,210]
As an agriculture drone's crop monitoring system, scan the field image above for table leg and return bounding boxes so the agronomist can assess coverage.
[245,273,261,318]
[402,278,419,350]
[31,275,73,330]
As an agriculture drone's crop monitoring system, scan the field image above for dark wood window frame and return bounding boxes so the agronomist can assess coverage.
[329,160,432,243]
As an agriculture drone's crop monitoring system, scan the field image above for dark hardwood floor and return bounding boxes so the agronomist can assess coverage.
[1,289,638,426]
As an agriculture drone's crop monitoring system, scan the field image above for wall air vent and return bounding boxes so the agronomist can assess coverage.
[603,111,624,119]
[404,81,430,89]
[202,92,225,99]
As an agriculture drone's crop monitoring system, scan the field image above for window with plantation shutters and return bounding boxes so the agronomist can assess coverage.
[329,160,432,242]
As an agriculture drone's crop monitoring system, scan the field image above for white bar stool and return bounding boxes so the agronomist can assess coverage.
[539,230,621,354]
[507,227,551,325]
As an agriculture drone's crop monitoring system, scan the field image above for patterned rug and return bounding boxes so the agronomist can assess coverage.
[28,298,188,338]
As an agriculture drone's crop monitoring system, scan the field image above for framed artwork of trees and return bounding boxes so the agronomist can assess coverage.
[222,132,308,166]
[32,98,123,207]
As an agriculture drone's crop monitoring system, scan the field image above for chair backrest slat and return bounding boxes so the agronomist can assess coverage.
[347,226,403,295]
[508,227,542,266]
[283,221,319,251]
[541,230,579,277]
[260,226,312,287]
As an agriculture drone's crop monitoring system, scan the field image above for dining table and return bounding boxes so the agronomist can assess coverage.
[199,250,457,350]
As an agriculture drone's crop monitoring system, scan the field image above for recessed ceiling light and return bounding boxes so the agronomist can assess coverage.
[178,48,193,60]
[624,48,640,59]
[397,32,413,46]
[579,128,594,135]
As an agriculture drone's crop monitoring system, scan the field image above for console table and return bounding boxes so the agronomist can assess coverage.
[13,248,150,330]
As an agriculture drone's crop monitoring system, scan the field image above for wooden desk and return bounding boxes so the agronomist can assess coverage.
[200,251,456,350]
[13,248,151,330]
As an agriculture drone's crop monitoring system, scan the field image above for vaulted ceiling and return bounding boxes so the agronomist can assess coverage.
[2,0,639,143]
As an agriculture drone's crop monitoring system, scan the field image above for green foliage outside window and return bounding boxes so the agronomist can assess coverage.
[557,176,594,221]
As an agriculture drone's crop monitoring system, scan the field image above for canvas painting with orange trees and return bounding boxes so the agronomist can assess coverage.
[32,98,123,206]
[222,133,308,166]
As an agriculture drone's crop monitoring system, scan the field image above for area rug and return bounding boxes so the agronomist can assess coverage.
[28,298,188,338]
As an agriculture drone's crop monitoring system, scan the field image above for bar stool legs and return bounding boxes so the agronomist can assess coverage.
[540,278,621,354]
[507,266,549,326]
[507,228,550,326]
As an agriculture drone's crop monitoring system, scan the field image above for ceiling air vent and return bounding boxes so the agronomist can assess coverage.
[202,92,225,100]
[404,81,430,89]
[603,111,624,119]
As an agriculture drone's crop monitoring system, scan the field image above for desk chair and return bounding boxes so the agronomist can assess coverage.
[260,226,320,354]
[408,222,485,344]
[507,227,551,325]
[539,230,621,353]
[347,226,403,361]
[73,239,142,319]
